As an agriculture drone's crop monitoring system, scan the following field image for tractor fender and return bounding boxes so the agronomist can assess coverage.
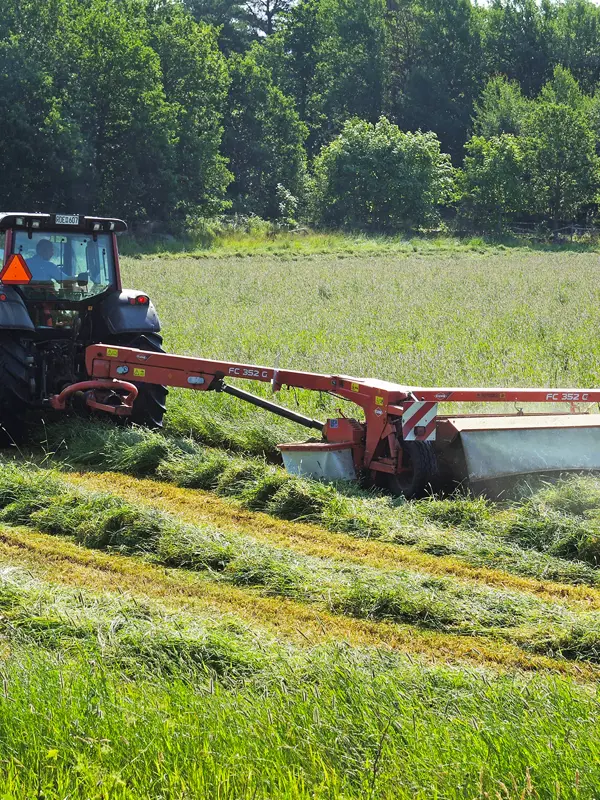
[0,286,34,332]
[100,289,161,335]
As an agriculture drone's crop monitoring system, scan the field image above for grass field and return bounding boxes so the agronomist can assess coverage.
[120,237,600,452]
[5,236,600,798]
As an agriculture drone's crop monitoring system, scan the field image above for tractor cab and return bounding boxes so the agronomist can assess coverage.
[0,213,125,331]
[0,212,166,433]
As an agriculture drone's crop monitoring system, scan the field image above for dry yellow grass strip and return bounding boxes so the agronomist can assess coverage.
[0,523,596,681]
[69,471,600,611]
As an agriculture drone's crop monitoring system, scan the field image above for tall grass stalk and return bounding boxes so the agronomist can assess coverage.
[0,644,599,799]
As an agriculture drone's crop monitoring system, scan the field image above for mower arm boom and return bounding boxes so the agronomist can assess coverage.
[82,343,600,481]
[84,344,600,408]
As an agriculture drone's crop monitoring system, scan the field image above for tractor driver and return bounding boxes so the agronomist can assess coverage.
[26,239,63,282]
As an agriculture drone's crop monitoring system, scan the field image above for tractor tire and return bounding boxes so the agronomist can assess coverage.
[108,332,168,429]
[383,441,438,500]
[0,334,32,446]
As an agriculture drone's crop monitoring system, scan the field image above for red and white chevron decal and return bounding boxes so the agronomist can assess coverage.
[402,402,438,442]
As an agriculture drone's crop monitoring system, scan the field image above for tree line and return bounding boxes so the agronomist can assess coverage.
[4,0,600,232]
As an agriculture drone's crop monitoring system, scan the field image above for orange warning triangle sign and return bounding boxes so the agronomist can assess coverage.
[0,254,32,285]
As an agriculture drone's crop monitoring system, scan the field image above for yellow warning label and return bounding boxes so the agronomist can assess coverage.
[375,396,384,406]
[133,368,146,377]
[351,382,360,393]
[106,348,119,358]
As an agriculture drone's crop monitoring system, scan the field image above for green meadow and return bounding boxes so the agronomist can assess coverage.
[4,236,600,798]
[121,236,600,452]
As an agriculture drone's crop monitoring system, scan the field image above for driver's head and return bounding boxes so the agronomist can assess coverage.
[36,239,54,261]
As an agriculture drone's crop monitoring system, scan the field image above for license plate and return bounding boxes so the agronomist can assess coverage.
[55,214,79,225]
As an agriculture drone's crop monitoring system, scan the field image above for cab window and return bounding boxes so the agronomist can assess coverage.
[12,231,116,300]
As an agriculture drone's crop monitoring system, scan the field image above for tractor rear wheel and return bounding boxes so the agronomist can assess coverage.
[108,332,168,428]
[382,441,438,500]
[0,333,32,446]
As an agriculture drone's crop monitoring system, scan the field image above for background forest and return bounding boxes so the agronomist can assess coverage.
[4,0,600,233]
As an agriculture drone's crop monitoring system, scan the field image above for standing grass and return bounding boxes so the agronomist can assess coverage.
[1,643,600,799]
[119,246,600,453]
[0,566,275,678]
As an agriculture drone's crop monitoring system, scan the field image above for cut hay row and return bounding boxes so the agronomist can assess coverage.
[42,420,600,587]
[0,524,597,680]
[5,463,600,667]
[0,564,279,679]
[71,470,600,612]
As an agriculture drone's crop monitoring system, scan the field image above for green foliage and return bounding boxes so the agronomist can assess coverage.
[184,0,255,52]
[245,0,293,36]
[0,2,80,211]
[393,0,485,160]
[145,1,232,219]
[483,0,555,97]
[310,117,454,230]
[7,0,600,230]
[539,64,589,109]
[464,67,600,230]
[7,0,600,231]
[258,0,321,123]
[552,0,600,92]
[472,76,530,137]
[524,100,600,227]
[69,0,174,220]
[222,49,307,219]
[308,0,387,151]
[0,0,230,222]
[459,134,532,228]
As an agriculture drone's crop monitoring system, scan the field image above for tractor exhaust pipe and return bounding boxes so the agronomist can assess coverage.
[220,383,325,432]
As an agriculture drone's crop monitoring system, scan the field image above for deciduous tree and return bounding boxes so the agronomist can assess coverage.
[310,117,454,230]
[184,0,253,52]
[525,101,600,228]
[245,0,292,35]
[473,76,530,138]
[459,135,532,228]
[222,50,307,218]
